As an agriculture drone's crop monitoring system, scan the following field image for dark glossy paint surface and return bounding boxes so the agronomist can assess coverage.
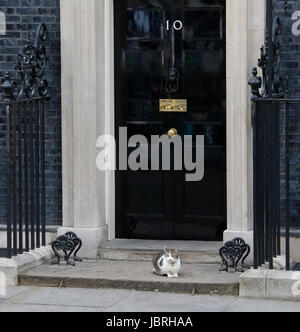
[115,0,226,240]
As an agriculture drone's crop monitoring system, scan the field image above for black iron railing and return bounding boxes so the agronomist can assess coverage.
[251,97,300,270]
[249,0,300,270]
[0,98,48,258]
[0,23,49,258]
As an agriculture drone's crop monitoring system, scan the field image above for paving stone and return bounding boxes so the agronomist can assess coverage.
[0,286,300,312]
[19,260,240,296]
[11,287,129,308]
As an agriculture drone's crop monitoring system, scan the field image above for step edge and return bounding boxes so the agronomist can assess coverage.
[99,248,220,255]
[19,275,239,296]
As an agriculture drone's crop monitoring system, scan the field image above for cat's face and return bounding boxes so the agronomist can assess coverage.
[164,248,179,265]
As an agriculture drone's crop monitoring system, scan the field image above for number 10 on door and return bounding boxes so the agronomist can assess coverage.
[166,20,183,31]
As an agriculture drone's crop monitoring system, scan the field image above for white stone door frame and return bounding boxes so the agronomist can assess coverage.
[224,0,266,254]
[104,0,116,241]
[59,0,266,259]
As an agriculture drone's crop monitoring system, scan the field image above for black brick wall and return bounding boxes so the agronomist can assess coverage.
[0,0,299,229]
[0,0,62,226]
[274,0,300,228]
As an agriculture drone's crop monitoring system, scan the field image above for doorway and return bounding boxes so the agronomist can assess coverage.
[114,0,226,240]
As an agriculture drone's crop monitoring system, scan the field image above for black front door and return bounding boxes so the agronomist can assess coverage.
[114,0,226,241]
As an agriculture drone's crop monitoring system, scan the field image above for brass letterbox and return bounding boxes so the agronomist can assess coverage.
[159,99,187,113]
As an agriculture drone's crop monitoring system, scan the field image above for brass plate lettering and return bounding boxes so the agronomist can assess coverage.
[159,99,187,113]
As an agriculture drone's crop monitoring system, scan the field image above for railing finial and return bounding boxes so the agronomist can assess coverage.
[1,24,48,102]
[283,0,289,15]
[248,67,262,100]
[1,72,15,102]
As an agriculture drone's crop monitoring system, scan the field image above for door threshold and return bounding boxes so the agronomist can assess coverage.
[101,239,222,252]
[99,239,222,264]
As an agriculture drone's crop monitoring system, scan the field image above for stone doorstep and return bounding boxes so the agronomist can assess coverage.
[99,240,222,264]
[240,268,300,302]
[19,260,240,296]
[99,249,220,264]
[0,246,54,287]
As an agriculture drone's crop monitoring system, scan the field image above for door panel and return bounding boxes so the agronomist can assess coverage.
[115,0,226,241]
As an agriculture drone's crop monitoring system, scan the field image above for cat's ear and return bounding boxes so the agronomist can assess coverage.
[164,247,169,255]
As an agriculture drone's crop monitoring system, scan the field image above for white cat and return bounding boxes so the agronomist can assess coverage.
[153,248,182,278]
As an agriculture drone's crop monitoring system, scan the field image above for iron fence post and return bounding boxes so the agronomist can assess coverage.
[6,104,12,259]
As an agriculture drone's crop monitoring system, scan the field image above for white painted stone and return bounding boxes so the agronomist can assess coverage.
[281,237,300,263]
[57,226,108,259]
[0,246,53,286]
[265,270,300,301]
[273,256,287,270]
[225,0,265,253]
[239,268,267,299]
[240,269,300,302]
[60,0,75,229]
[103,0,116,241]
[261,256,286,270]
[60,0,112,246]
